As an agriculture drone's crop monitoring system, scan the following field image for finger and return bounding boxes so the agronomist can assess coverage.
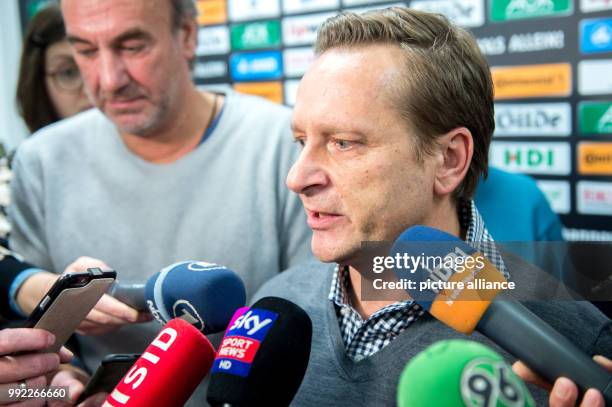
[0,354,59,383]
[579,388,605,407]
[5,400,46,407]
[92,295,140,323]
[593,355,612,371]
[75,320,124,336]
[46,402,71,407]
[78,392,108,407]
[64,257,110,275]
[511,361,552,391]
[135,312,153,323]
[57,348,73,365]
[75,326,117,337]
[49,370,84,404]
[84,308,127,327]
[0,329,55,355]
[0,375,47,406]
[549,377,578,407]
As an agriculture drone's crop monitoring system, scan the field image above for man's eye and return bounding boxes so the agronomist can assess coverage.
[334,140,354,150]
[293,137,305,147]
[76,48,96,57]
[123,44,145,53]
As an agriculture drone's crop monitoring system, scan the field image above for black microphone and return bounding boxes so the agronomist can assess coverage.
[206,297,312,407]
[391,226,612,404]
[108,281,146,310]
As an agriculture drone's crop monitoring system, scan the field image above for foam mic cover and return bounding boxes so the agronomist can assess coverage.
[391,225,508,334]
[206,297,312,406]
[397,340,535,407]
[145,261,246,334]
[391,225,612,404]
[103,318,215,407]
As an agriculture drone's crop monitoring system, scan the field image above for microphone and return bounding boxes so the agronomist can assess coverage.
[145,261,247,334]
[108,281,146,310]
[206,296,312,406]
[397,339,535,407]
[103,318,215,407]
[391,226,612,404]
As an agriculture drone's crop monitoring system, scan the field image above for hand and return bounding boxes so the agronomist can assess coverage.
[16,256,112,316]
[65,257,152,336]
[62,257,109,275]
[513,355,612,407]
[16,272,59,316]
[76,293,152,336]
[0,328,73,406]
[47,366,106,407]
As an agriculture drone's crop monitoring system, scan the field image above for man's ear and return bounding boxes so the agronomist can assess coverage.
[178,18,198,61]
[433,127,473,196]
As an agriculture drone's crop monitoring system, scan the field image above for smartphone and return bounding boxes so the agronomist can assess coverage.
[77,353,140,403]
[23,267,116,353]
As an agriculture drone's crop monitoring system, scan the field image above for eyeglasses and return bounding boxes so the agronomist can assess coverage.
[46,65,84,92]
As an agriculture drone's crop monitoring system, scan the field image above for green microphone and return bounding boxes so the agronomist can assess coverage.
[397,340,535,407]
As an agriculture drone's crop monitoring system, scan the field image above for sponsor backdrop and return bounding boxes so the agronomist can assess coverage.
[192,0,612,239]
[18,0,612,239]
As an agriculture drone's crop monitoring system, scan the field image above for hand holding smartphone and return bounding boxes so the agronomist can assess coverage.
[23,267,116,353]
[76,353,140,404]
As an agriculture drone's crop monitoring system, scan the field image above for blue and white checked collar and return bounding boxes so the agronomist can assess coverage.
[329,200,507,361]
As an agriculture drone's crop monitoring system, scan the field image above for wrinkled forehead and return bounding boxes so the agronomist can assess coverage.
[293,45,405,130]
[61,0,172,41]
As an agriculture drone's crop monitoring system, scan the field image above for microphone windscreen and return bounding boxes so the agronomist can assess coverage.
[397,339,535,407]
[105,318,215,407]
[145,261,246,334]
[207,296,312,406]
[391,226,507,333]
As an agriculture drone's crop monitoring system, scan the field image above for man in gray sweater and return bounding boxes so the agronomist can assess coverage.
[8,0,311,403]
[254,7,611,407]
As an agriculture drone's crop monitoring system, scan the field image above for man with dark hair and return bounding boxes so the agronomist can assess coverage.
[8,0,311,402]
[254,7,610,406]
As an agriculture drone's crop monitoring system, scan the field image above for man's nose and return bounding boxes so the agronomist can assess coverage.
[286,146,328,195]
[98,51,129,94]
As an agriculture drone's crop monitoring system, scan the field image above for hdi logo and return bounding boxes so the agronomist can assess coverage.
[490,142,571,175]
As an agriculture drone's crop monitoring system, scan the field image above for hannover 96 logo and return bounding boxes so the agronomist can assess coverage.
[461,357,535,407]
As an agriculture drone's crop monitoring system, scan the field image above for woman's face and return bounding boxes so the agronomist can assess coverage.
[44,40,91,119]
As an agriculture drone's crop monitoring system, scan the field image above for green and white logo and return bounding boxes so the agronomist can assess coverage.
[579,102,612,135]
[461,357,536,407]
[490,0,572,22]
[231,21,281,50]
[490,142,571,175]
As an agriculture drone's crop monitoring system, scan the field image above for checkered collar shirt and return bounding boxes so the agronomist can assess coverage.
[329,200,508,362]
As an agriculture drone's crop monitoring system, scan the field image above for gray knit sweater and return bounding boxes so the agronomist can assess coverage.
[254,261,612,406]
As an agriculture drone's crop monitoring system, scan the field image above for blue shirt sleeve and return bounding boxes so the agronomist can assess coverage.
[9,268,45,317]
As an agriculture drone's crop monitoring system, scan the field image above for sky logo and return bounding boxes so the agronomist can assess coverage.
[581,18,612,54]
[211,308,278,377]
